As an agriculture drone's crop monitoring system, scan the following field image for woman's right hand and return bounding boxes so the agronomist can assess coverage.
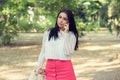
[64,23,69,32]
[38,68,46,75]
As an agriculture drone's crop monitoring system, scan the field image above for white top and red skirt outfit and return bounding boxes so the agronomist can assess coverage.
[37,30,76,80]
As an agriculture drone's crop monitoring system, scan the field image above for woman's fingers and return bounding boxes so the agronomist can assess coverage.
[64,23,69,32]
[38,68,45,75]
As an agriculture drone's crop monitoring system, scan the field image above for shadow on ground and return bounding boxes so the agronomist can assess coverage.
[0,31,120,80]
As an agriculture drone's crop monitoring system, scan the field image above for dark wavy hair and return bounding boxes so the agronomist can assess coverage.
[48,8,79,50]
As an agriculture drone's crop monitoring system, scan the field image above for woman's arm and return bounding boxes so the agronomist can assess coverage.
[63,32,76,55]
[37,31,47,68]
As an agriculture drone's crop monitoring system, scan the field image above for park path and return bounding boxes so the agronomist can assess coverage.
[73,31,120,80]
[0,31,120,80]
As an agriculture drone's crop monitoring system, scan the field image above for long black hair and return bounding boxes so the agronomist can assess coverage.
[48,8,79,50]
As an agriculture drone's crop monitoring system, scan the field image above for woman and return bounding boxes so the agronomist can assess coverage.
[37,8,79,80]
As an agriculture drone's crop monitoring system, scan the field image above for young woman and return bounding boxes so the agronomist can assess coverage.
[37,8,79,80]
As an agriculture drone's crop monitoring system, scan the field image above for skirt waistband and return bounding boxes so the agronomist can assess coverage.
[47,59,70,61]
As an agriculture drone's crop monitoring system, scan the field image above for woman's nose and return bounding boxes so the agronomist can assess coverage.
[59,18,63,23]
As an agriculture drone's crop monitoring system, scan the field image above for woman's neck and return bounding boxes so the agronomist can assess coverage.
[59,28,64,32]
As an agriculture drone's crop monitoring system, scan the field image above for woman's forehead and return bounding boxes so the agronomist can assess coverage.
[59,12,68,18]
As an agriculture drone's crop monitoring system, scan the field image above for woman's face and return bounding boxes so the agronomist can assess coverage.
[57,12,69,30]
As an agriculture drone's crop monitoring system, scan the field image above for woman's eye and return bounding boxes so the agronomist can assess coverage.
[64,18,68,21]
[58,16,68,21]
[58,16,62,19]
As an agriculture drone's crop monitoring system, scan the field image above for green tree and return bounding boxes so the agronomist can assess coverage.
[0,0,38,45]
[110,0,120,19]
[36,0,77,16]
[1,0,114,46]
[108,0,120,36]
[76,0,102,32]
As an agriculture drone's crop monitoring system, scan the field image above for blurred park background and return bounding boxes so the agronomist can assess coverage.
[0,0,120,80]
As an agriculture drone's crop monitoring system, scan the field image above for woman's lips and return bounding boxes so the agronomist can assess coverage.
[58,23,64,27]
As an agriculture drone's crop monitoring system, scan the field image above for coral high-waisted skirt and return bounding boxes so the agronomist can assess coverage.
[45,59,76,80]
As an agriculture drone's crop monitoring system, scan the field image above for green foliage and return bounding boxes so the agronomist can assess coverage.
[0,0,30,45]
[17,17,32,32]
[110,0,120,18]
[1,0,120,46]
[76,0,102,33]
[36,0,77,16]
[107,0,120,34]
[76,17,85,31]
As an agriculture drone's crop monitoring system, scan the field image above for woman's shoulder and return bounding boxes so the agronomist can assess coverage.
[43,30,49,35]
[43,28,52,35]
[69,31,74,35]
[69,31,76,38]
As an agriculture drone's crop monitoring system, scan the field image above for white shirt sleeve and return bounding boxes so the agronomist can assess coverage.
[37,31,47,68]
[63,32,76,55]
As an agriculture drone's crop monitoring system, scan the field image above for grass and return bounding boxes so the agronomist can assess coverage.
[0,31,120,80]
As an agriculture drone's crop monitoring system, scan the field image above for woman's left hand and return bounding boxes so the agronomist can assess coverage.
[38,68,46,75]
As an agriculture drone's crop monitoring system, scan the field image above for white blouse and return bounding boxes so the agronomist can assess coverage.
[37,30,76,68]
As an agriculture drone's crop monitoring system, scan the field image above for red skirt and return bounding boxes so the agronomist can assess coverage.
[45,59,76,80]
